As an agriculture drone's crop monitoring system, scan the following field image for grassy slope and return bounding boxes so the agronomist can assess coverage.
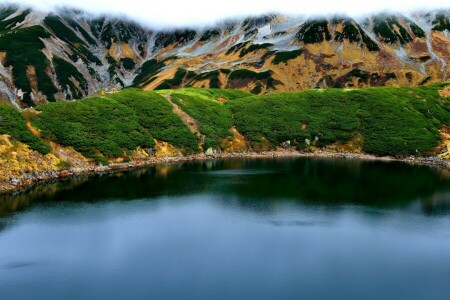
[3,85,450,164]
[156,88,251,148]
[0,104,50,154]
[230,85,450,155]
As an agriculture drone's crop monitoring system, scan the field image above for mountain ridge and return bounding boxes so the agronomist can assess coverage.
[0,4,450,107]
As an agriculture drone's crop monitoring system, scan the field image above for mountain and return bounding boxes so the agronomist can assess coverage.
[0,4,450,108]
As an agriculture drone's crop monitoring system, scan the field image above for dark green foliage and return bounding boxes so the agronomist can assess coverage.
[0,25,57,106]
[272,49,303,64]
[261,50,276,61]
[239,43,272,57]
[334,19,360,43]
[230,85,450,156]
[345,69,370,80]
[0,104,50,154]
[432,13,450,31]
[45,15,102,66]
[228,69,272,80]
[106,55,119,79]
[333,18,380,51]
[0,9,29,31]
[33,97,155,161]
[0,5,17,22]
[199,29,221,42]
[155,68,189,90]
[120,58,136,71]
[373,16,413,44]
[419,76,432,86]
[226,41,250,55]
[155,30,197,48]
[360,32,381,51]
[44,15,85,44]
[409,21,426,38]
[386,73,397,80]
[44,15,102,66]
[296,20,331,44]
[90,19,148,48]
[242,15,273,31]
[251,84,262,94]
[132,59,166,86]
[62,17,98,45]
[210,76,220,88]
[53,57,88,99]
[189,71,221,88]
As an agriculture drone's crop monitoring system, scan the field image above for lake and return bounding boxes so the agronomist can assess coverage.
[1,157,450,300]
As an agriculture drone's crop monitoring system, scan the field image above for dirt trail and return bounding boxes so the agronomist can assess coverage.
[162,94,205,144]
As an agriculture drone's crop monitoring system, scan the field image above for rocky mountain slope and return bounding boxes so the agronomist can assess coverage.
[0,4,450,107]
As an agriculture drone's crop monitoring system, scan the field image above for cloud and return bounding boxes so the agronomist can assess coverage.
[6,0,450,28]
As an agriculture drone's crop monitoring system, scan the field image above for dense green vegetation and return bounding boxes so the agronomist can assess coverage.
[333,18,380,51]
[296,20,332,44]
[372,15,413,45]
[228,70,272,80]
[53,57,88,99]
[0,25,57,106]
[0,26,57,106]
[32,97,154,162]
[0,104,50,154]
[156,88,249,148]
[230,85,450,155]
[239,43,272,58]
[106,89,199,152]
[272,50,304,64]
[32,89,205,162]
[44,15,102,66]
[2,85,450,163]
[432,13,450,31]
[120,58,136,71]
[199,29,221,42]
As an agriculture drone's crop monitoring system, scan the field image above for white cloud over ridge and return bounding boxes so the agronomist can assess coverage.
[6,0,450,28]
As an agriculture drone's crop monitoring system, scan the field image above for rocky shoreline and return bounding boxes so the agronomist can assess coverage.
[1,150,450,194]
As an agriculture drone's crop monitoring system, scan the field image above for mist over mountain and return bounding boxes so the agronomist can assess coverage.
[0,4,449,108]
[9,0,450,27]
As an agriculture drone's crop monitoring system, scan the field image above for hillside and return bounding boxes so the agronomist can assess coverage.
[1,84,450,191]
[0,5,450,107]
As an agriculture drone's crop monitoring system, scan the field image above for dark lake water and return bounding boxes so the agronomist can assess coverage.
[1,157,450,300]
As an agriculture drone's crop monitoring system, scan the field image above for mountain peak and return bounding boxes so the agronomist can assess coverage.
[0,6,449,107]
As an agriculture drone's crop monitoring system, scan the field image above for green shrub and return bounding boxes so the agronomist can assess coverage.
[228,69,272,80]
[106,89,199,152]
[296,20,332,44]
[32,97,155,159]
[53,57,88,99]
[272,50,303,64]
[0,26,57,105]
[0,104,51,154]
[230,85,450,156]
[121,58,136,71]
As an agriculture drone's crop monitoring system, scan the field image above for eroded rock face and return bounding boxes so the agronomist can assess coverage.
[1,5,450,107]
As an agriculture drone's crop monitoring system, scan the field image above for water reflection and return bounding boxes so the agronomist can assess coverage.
[1,157,450,219]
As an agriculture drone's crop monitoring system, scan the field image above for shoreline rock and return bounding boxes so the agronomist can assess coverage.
[1,150,449,194]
